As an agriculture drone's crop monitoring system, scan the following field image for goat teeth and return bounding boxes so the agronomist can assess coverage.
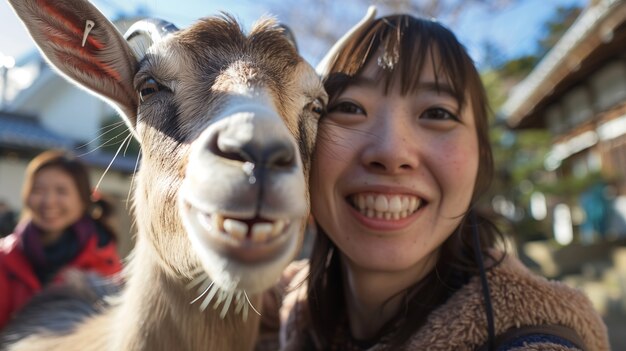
[272,220,286,237]
[213,214,225,232]
[223,219,248,240]
[251,223,272,242]
[197,213,212,231]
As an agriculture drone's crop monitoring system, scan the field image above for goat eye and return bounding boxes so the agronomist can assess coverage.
[308,98,325,117]
[139,78,164,102]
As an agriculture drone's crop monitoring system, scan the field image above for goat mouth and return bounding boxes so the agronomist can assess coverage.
[180,199,293,261]
[197,211,290,245]
[178,182,304,294]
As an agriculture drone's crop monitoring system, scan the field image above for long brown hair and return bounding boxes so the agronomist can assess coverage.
[21,150,117,237]
[306,15,502,349]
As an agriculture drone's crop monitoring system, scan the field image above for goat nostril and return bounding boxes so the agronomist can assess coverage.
[266,144,295,169]
[209,131,295,169]
[245,142,296,170]
[209,133,249,163]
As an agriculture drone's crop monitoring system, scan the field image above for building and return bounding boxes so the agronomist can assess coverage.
[502,0,626,243]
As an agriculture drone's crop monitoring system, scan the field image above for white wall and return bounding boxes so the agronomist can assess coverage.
[13,73,117,151]
[0,156,29,211]
[38,81,115,147]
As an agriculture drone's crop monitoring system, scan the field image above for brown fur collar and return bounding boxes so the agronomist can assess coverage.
[279,254,609,350]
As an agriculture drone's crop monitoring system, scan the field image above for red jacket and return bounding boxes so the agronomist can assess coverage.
[0,232,122,330]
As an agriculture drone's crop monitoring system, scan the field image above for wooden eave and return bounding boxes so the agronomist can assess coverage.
[504,1,626,129]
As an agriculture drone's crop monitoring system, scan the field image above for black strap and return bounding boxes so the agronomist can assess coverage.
[476,325,587,351]
[470,211,495,350]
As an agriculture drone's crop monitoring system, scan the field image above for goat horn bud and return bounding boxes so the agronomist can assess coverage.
[315,6,377,77]
[124,18,179,43]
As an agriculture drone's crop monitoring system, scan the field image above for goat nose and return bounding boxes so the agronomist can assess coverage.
[212,129,296,170]
[242,142,295,169]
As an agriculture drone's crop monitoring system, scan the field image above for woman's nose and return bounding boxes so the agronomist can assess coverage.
[40,192,55,206]
[361,113,419,173]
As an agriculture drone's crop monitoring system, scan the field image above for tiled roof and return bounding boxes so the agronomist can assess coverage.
[502,0,625,126]
[0,112,139,174]
[0,112,74,150]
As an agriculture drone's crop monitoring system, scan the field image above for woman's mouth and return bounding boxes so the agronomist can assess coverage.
[347,193,425,220]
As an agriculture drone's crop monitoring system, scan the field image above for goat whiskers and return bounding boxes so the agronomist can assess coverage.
[243,291,261,320]
[190,281,214,305]
[76,120,127,151]
[200,281,220,312]
[94,132,133,192]
[127,148,141,211]
[186,271,209,290]
[219,290,234,319]
[186,272,260,321]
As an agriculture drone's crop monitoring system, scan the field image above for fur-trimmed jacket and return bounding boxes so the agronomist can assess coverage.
[276,254,609,350]
[0,218,122,331]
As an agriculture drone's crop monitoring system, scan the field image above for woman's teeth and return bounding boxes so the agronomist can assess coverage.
[350,194,422,220]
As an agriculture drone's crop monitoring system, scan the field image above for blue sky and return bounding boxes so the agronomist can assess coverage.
[0,0,587,68]
[454,0,587,66]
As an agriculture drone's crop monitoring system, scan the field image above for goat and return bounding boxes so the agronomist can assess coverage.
[3,0,326,350]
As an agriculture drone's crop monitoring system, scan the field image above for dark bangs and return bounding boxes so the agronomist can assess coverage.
[327,16,470,111]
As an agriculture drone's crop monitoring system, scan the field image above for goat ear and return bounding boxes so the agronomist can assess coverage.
[278,24,298,53]
[8,0,139,130]
[316,6,377,76]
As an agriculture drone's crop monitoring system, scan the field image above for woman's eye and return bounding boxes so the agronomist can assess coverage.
[139,78,166,102]
[328,101,365,115]
[421,107,458,121]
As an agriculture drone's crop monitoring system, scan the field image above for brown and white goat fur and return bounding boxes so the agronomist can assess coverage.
[4,0,326,350]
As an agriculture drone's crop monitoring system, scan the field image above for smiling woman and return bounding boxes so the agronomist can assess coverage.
[274,8,610,351]
[313,54,480,280]
[0,150,122,330]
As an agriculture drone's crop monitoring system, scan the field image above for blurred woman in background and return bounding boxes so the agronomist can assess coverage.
[0,150,122,330]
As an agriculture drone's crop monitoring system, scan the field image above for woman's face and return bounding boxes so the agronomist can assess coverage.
[27,167,85,242]
[311,57,479,276]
